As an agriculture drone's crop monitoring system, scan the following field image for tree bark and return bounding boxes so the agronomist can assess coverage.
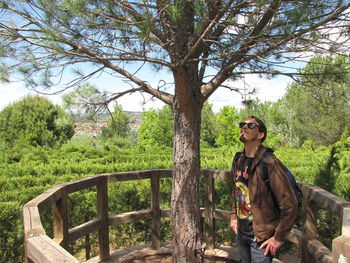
[171,66,203,262]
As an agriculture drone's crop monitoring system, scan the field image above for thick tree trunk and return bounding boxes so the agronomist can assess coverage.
[171,67,203,262]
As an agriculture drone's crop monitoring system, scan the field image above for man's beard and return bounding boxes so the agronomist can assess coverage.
[239,135,247,143]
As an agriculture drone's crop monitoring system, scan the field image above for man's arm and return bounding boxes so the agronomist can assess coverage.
[268,157,298,242]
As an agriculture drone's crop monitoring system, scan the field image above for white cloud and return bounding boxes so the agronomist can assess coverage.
[209,74,291,112]
[0,80,65,110]
[116,91,166,112]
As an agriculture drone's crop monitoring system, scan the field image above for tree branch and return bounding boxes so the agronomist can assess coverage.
[202,2,350,100]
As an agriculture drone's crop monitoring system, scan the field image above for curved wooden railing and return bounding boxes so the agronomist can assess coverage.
[23,169,350,263]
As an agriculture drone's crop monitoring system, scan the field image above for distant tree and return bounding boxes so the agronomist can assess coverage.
[62,83,108,122]
[0,96,74,147]
[215,106,241,148]
[100,104,131,147]
[101,104,130,138]
[137,106,173,149]
[200,102,219,147]
[285,55,350,145]
[2,1,350,260]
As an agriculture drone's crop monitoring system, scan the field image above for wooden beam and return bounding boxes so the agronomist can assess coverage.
[109,210,152,225]
[63,175,101,194]
[68,219,100,243]
[300,183,350,214]
[25,185,63,212]
[26,235,79,263]
[151,174,161,249]
[286,228,302,245]
[204,173,215,250]
[23,206,46,238]
[97,176,110,261]
[301,188,318,263]
[213,209,230,221]
[52,188,69,250]
[307,239,332,263]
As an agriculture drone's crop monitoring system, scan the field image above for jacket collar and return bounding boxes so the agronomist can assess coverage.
[250,144,269,172]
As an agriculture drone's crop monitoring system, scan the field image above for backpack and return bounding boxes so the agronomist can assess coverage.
[285,168,303,200]
[260,153,302,202]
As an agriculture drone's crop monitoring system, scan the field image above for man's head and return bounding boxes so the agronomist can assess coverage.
[239,116,267,143]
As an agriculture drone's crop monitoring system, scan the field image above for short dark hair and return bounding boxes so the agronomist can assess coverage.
[249,116,267,142]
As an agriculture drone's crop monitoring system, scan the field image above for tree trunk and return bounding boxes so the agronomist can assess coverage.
[171,66,203,262]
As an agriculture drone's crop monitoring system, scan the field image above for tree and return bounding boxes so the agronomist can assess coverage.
[215,106,241,148]
[101,104,131,147]
[62,83,108,122]
[0,95,74,147]
[137,106,173,149]
[200,102,219,147]
[1,1,350,261]
[284,55,350,146]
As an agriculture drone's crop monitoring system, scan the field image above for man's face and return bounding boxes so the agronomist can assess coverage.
[239,118,263,143]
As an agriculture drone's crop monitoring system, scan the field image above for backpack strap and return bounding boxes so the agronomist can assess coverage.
[231,151,243,172]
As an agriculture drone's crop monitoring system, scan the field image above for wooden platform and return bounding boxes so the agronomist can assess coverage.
[84,243,298,263]
[84,243,240,263]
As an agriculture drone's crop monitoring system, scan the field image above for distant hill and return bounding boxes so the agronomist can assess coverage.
[73,111,142,136]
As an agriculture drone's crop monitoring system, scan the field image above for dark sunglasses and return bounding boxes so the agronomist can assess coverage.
[239,122,259,129]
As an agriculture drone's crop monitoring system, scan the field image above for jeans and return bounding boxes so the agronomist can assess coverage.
[236,233,273,263]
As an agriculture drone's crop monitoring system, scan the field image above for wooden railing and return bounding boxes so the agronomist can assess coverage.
[23,169,350,263]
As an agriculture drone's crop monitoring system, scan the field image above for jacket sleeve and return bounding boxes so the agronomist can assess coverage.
[267,156,298,242]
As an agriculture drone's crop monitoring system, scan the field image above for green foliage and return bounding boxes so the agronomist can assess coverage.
[332,137,350,200]
[102,104,130,138]
[100,104,132,148]
[215,106,241,148]
[284,55,350,146]
[0,201,23,262]
[0,95,74,148]
[137,106,173,150]
[200,102,219,147]
[62,83,108,122]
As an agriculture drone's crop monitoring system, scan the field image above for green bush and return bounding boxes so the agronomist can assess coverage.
[0,96,74,147]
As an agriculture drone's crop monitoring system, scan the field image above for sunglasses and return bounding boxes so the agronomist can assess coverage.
[239,122,259,129]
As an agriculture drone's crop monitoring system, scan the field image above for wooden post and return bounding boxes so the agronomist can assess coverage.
[52,189,69,250]
[97,176,110,261]
[301,188,317,263]
[204,172,214,250]
[151,173,161,250]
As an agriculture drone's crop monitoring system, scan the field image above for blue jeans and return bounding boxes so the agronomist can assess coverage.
[236,233,273,263]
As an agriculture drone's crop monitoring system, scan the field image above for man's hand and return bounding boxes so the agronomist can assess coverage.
[259,236,283,256]
[230,219,238,234]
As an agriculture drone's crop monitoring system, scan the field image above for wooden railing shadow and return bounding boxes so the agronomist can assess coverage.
[23,169,350,263]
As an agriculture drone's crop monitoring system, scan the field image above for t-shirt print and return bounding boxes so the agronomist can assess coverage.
[235,158,253,220]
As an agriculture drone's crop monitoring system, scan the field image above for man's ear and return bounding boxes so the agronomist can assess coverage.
[258,132,265,141]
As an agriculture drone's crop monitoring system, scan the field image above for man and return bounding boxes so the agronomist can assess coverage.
[230,116,297,263]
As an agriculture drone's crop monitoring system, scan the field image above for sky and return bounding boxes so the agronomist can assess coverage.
[0,73,292,113]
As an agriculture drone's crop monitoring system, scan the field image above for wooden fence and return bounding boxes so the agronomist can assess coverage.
[23,169,350,263]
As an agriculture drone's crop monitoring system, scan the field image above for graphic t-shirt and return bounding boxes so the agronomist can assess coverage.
[235,155,254,237]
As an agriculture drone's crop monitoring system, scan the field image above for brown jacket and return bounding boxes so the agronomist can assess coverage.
[231,145,298,242]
